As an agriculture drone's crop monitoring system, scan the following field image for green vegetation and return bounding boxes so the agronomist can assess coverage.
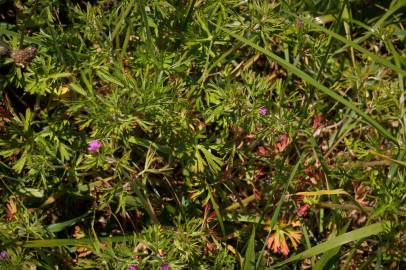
[0,0,405,269]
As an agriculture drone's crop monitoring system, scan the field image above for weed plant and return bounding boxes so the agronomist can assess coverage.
[0,0,406,269]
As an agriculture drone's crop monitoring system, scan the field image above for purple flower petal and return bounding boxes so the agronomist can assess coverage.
[259,106,268,116]
[0,250,8,259]
[127,265,138,270]
[161,263,170,270]
[87,139,102,152]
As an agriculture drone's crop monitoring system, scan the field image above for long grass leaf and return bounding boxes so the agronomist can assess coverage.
[243,226,256,270]
[207,183,226,236]
[16,235,130,248]
[46,212,90,233]
[296,189,349,196]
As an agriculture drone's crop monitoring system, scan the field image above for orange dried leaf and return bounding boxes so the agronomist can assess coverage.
[6,197,17,221]
[280,236,289,256]
[275,134,291,153]
[265,219,303,256]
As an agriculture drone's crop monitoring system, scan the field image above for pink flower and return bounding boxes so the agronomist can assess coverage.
[259,106,268,116]
[0,250,8,259]
[87,139,102,152]
[161,264,170,270]
[127,265,138,270]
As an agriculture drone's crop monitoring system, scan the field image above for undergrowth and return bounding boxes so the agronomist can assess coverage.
[0,0,405,269]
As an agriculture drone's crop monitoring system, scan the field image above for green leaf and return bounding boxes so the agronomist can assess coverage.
[207,183,226,236]
[96,69,124,87]
[46,212,90,233]
[17,235,131,248]
[13,154,27,173]
[18,187,44,198]
[190,147,206,173]
[131,182,159,224]
[70,83,88,96]
[296,189,349,196]
[197,145,223,173]
[48,72,71,79]
[24,108,31,132]
[243,226,256,270]
[58,142,71,162]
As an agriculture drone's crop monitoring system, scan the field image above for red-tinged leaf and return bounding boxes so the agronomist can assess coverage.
[245,133,256,140]
[6,197,17,221]
[296,204,311,217]
[276,134,291,153]
[266,219,303,257]
[207,211,217,222]
[313,113,325,129]
[280,236,289,256]
[257,146,268,156]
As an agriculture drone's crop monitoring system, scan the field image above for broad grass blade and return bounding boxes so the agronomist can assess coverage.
[243,226,256,270]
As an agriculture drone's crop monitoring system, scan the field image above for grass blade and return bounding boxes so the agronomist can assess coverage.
[243,226,256,270]
[295,189,349,196]
[207,183,226,236]
[46,212,90,233]
[16,235,130,248]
